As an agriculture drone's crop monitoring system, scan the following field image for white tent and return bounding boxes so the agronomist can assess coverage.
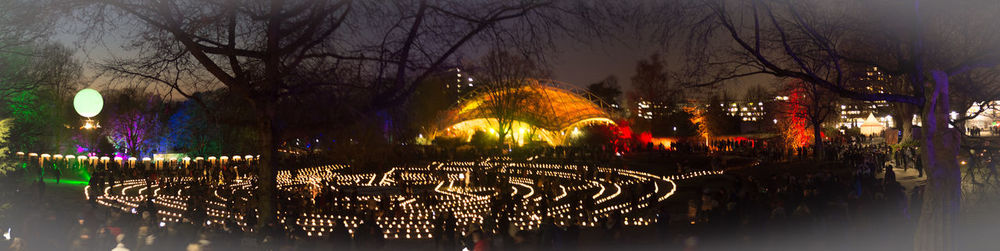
[860,113,885,136]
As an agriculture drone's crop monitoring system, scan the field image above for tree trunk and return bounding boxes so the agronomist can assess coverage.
[902,116,914,143]
[914,70,961,251]
[894,104,916,143]
[256,0,281,232]
[810,88,824,160]
[497,119,512,149]
[812,122,823,160]
[498,129,508,149]
[255,103,278,233]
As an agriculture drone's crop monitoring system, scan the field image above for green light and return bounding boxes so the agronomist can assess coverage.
[43,178,89,186]
[73,89,103,118]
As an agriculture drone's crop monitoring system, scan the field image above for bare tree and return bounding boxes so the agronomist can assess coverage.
[68,0,560,229]
[0,43,79,113]
[630,53,684,136]
[0,0,62,113]
[474,49,546,147]
[0,0,52,52]
[631,53,682,109]
[586,75,622,112]
[743,84,771,104]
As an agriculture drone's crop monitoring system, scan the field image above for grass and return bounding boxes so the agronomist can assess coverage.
[42,178,89,187]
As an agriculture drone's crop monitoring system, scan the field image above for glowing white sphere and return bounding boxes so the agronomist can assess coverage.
[73,88,104,118]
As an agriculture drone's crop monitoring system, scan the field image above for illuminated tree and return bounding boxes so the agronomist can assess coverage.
[0,118,14,228]
[776,79,837,158]
[0,118,15,175]
[103,89,164,157]
[1,43,83,153]
[683,105,710,146]
[776,80,824,150]
[0,1,65,144]
[166,99,222,156]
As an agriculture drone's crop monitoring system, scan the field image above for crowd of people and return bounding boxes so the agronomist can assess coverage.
[966,126,1000,137]
[668,143,920,250]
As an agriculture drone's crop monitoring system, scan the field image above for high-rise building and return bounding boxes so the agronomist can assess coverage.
[635,99,670,120]
[836,66,894,128]
[444,67,476,103]
[720,101,768,122]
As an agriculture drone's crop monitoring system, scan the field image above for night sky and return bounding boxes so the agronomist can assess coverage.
[549,39,773,98]
[57,20,769,100]
[549,37,659,89]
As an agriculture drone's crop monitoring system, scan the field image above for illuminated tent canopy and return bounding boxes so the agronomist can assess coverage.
[860,113,885,136]
[430,79,615,145]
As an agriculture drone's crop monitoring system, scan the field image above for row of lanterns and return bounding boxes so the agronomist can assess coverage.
[16,152,259,169]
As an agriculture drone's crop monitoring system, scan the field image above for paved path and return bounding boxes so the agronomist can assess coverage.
[884,160,927,192]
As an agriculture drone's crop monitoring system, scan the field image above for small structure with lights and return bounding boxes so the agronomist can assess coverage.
[860,113,885,136]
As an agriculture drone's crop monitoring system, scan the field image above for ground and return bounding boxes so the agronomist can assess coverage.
[12,152,1000,250]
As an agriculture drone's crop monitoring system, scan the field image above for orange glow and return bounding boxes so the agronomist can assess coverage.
[431,79,615,146]
[446,79,612,131]
[650,137,674,149]
[683,106,711,149]
[636,132,675,150]
[780,80,820,148]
